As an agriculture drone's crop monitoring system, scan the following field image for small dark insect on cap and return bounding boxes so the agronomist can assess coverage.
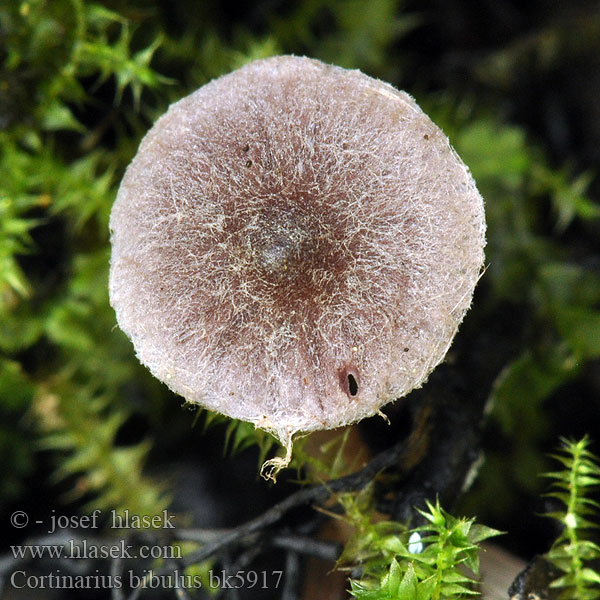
[109,55,486,478]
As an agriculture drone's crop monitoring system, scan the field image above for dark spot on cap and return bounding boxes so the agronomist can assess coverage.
[347,373,358,396]
[339,364,359,398]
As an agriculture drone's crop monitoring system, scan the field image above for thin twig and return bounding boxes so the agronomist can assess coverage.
[144,437,408,588]
[220,553,240,600]
[228,542,264,572]
[111,556,126,600]
[281,551,301,600]
[166,557,191,600]
[270,534,340,561]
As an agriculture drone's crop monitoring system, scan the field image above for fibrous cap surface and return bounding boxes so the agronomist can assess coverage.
[109,55,486,462]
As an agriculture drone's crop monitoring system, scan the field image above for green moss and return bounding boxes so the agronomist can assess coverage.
[1,4,599,589]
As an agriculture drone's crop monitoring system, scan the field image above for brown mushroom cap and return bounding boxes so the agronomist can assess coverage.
[109,55,485,458]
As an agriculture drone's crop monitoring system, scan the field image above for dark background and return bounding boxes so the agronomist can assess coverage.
[1,0,599,597]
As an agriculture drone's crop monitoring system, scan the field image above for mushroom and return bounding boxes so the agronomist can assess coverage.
[109,55,485,479]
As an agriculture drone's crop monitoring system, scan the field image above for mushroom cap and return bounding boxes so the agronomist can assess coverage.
[109,55,485,446]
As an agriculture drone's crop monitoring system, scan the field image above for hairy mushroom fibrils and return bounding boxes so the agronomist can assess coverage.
[109,55,486,477]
